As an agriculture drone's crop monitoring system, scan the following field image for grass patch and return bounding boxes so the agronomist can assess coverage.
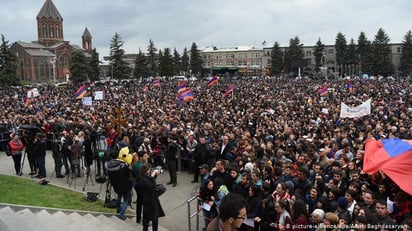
[0,174,126,214]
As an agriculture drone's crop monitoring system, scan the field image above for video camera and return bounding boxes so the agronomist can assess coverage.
[150,166,164,176]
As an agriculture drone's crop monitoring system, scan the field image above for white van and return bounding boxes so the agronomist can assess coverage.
[173,76,187,81]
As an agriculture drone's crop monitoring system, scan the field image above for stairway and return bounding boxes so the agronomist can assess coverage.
[0,204,168,231]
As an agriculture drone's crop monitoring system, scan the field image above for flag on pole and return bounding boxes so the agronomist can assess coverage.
[24,98,35,107]
[317,86,329,96]
[178,89,194,101]
[364,138,412,195]
[347,81,353,92]
[207,76,218,87]
[223,84,235,97]
[73,85,87,99]
[153,79,161,87]
[176,81,187,93]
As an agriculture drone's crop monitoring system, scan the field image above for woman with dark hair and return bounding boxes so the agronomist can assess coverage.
[246,185,263,219]
[198,178,218,229]
[139,163,165,231]
[291,199,309,231]
[8,133,24,175]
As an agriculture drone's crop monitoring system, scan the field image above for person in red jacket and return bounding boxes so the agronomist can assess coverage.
[8,133,25,175]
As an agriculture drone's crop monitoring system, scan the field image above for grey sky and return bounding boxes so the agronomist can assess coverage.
[1,0,410,60]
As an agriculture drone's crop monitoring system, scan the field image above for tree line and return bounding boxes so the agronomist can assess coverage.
[1,27,412,86]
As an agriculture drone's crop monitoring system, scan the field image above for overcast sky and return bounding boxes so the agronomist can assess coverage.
[1,0,410,60]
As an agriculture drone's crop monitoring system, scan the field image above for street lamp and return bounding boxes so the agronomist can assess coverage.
[49,57,56,84]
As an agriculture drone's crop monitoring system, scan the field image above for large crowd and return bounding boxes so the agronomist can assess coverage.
[1,76,411,231]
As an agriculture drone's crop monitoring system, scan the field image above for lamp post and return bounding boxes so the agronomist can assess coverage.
[50,57,56,84]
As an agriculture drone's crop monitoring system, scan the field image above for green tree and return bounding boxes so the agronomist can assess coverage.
[159,48,174,77]
[335,32,347,77]
[133,49,149,78]
[346,38,359,76]
[284,36,304,74]
[0,34,19,86]
[109,33,130,80]
[69,50,90,84]
[88,48,100,82]
[270,41,284,76]
[172,48,181,75]
[181,48,189,75]
[189,42,202,77]
[400,30,412,76]
[357,32,373,75]
[313,38,325,72]
[147,39,158,77]
[370,28,393,76]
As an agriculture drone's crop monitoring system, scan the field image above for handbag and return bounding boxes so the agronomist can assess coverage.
[86,192,99,202]
[155,183,166,197]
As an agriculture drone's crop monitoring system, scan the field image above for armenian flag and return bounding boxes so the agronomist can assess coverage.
[176,81,187,92]
[347,81,353,92]
[223,84,235,97]
[317,86,329,96]
[364,138,412,195]
[153,79,161,87]
[178,89,194,101]
[73,85,87,99]
[207,76,218,87]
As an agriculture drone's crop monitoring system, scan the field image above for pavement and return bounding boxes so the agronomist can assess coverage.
[0,151,204,231]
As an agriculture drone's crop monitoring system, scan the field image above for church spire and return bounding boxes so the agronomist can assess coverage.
[37,0,64,46]
[82,27,93,51]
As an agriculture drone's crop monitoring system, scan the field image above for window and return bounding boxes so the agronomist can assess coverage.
[306,51,312,56]
[397,47,401,53]
[328,50,334,54]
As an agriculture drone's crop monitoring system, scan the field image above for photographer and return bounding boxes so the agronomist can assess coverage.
[60,130,73,175]
[139,163,165,231]
[165,135,180,187]
[32,132,47,178]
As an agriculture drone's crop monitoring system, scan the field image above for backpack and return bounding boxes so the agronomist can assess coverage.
[105,159,131,194]
[5,143,12,156]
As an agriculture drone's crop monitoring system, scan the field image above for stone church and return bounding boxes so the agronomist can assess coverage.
[11,0,94,83]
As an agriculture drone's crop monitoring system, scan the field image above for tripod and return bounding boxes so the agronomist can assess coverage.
[82,156,94,191]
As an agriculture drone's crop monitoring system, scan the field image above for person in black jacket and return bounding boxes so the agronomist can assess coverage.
[192,136,211,183]
[32,132,47,178]
[165,135,179,187]
[139,163,165,231]
[105,158,132,220]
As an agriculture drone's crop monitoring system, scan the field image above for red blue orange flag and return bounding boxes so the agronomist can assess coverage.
[178,89,194,101]
[74,85,87,99]
[347,81,353,92]
[176,81,187,92]
[153,79,161,87]
[207,76,218,87]
[223,84,235,97]
[317,86,329,96]
[364,138,412,195]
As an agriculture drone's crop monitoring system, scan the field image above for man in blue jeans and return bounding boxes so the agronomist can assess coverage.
[106,159,132,220]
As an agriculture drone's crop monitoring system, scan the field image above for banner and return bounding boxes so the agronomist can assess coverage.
[94,91,104,100]
[82,97,92,106]
[27,88,40,98]
[340,99,371,118]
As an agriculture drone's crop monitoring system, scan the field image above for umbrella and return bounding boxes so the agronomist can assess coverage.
[18,124,44,134]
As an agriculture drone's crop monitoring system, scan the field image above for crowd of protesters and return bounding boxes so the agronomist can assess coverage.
[1,76,411,230]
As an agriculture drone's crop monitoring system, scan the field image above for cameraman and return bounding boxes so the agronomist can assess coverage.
[60,130,73,175]
[165,135,180,187]
[33,132,47,178]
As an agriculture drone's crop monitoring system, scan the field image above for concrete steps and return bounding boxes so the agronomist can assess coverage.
[0,205,143,231]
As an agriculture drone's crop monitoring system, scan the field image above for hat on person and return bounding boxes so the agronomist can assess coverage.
[325,212,339,225]
[337,196,349,210]
[199,164,209,170]
[312,209,325,220]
